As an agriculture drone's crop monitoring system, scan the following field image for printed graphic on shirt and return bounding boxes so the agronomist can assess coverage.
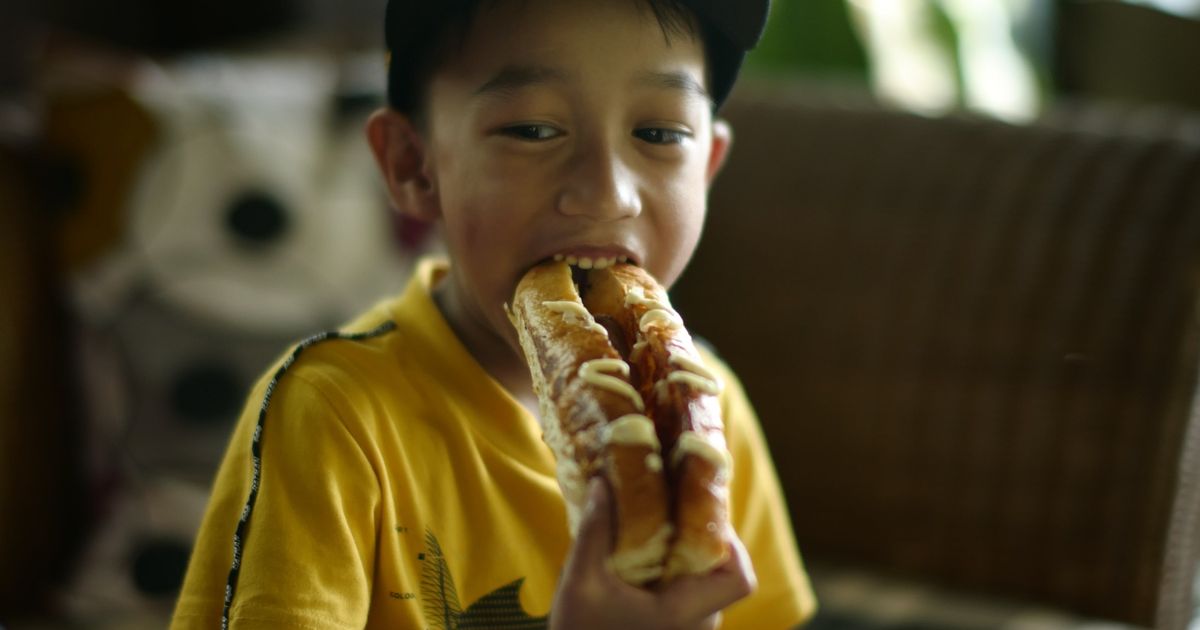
[419,529,548,629]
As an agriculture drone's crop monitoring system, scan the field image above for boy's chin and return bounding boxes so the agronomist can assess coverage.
[492,313,530,366]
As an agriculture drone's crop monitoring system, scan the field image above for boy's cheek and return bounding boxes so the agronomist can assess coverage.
[648,177,706,220]
[479,154,563,194]
[445,207,519,266]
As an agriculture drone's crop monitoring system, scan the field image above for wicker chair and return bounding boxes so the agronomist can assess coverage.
[673,86,1200,629]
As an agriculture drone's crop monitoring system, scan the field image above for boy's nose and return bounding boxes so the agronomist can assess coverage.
[556,144,641,220]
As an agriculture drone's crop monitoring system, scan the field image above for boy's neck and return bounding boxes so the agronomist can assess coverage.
[432,277,540,416]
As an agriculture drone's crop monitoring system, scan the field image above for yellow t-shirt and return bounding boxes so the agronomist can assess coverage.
[171,258,816,629]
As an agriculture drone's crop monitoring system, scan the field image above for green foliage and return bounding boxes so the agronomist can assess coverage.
[744,0,870,80]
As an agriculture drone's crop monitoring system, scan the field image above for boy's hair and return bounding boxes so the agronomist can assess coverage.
[383,0,769,118]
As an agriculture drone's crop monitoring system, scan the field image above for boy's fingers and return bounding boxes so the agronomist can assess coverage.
[660,531,757,622]
[561,477,614,582]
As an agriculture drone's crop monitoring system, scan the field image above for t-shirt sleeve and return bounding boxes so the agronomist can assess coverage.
[703,348,819,629]
[170,367,381,630]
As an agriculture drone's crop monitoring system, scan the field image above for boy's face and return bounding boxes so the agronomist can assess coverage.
[377,0,729,359]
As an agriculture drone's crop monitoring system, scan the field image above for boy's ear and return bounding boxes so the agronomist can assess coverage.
[365,108,440,222]
[705,118,734,186]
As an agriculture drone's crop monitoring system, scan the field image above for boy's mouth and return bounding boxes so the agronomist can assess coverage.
[534,250,639,297]
[570,261,590,291]
[549,253,630,270]
[522,247,641,299]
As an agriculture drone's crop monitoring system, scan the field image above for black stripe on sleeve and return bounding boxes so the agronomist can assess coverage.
[220,320,397,629]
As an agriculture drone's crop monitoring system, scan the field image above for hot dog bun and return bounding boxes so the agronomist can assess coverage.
[507,261,731,583]
[507,262,673,584]
[582,264,731,579]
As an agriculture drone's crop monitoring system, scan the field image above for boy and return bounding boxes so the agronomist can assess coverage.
[171,0,817,627]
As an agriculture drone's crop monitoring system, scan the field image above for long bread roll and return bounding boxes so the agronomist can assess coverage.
[507,261,731,583]
[582,264,731,579]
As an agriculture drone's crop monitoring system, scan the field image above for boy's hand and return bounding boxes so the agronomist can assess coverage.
[550,478,757,630]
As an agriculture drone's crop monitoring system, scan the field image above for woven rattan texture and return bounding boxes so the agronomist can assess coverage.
[672,90,1200,628]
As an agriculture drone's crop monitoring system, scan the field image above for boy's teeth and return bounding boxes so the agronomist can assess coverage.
[554,254,625,268]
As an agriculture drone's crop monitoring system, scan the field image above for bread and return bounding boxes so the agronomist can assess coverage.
[507,261,731,583]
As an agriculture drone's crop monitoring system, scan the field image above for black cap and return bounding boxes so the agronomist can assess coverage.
[680,0,771,106]
[384,0,770,113]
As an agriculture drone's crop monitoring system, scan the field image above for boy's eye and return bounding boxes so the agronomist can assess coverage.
[502,124,562,141]
[633,127,690,145]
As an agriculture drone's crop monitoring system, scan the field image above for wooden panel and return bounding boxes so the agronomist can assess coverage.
[0,144,90,618]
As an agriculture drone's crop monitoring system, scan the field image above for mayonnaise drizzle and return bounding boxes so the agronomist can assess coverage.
[672,430,731,470]
[578,359,644,411]
[668,352,718,383]
[601,414,660,448]
[665,352,722,395]
[654,379,670,404]
[626,286,682,331]
[543,300,608,336]
[667,371,721,395]
[630,339,648,363]
[624,286,673,312]
[639,309,682,331]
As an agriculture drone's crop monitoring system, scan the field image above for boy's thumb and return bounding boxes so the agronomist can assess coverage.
[563,477,614,579]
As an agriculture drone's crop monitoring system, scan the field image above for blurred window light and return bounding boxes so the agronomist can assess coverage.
[1119,0,1200,18]
[939,0,1039,121]
[848,0,1042,122]
[849,0,960,115]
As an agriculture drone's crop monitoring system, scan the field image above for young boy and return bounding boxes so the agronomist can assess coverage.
[171,0,816,627]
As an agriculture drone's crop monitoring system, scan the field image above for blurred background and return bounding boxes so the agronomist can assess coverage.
[2,0,1199,628]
